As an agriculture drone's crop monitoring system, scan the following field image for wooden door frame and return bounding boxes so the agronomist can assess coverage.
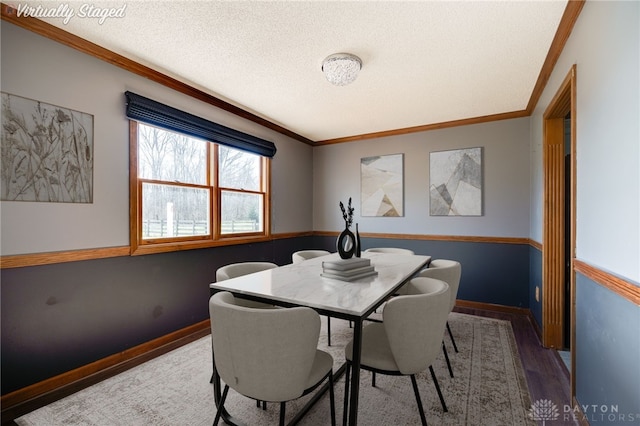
[542,64,577,396]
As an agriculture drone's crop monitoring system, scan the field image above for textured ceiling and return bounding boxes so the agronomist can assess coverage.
[14,0,568,142]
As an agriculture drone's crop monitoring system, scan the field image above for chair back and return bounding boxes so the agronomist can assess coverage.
[216,262,278,281]
[418,259,461,312]
[209,292,321,402]
[292,250,331,264]
[382,277,450,375]
[364,247,415,255]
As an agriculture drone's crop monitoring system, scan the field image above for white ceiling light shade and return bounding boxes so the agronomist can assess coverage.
[322,53,362,86]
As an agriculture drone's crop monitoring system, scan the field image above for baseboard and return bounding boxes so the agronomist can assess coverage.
[1,320,211,424]
[455,299,545,347]
[527,311,543,340]
[455,299,532,316]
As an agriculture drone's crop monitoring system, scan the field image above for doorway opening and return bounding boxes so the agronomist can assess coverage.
[542,65,576,396]
[563,114,571,350]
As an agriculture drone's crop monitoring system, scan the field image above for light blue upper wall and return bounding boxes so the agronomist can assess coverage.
[528,1,640,419]
[0,22,314,256]
[313,118,531,237]
[529,0,639,282]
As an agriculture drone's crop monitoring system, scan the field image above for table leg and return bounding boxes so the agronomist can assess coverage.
[347,319,363,426]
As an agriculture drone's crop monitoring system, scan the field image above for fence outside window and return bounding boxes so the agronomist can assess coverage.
[142,219,258,238]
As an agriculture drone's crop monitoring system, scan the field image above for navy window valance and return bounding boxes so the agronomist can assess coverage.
[125,91,276,158]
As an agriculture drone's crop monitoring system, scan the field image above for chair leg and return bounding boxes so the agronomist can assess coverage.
[343,362,351,426]
[372,371,376,387]
[327,317,331,346]
[447,321,459,353]
[279,401,286,426]
[410,374,428,426]
[213,385,229,426]
[328,370,336,426]
[429,366,448,413]
[442,341,454,378]
[262,400,267,410]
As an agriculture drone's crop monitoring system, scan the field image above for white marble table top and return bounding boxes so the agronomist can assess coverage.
[209,252,430,318]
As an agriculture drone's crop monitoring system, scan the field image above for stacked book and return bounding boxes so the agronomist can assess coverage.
[321,257,378,282]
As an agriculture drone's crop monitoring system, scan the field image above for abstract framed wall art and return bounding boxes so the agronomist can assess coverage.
[361,153,403,217]
[1,92,93,203]
[430,147,482,216]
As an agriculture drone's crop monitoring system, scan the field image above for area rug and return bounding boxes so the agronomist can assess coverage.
[15,313,535,425]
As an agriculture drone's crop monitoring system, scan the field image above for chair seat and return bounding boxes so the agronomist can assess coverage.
[305,350,334,391]
[345,323,399,372]
[256,349,332,403]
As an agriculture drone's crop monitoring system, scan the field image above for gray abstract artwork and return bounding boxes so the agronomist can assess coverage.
[1,92,93,203]
[430,147,482,216]
[361,153,403,217]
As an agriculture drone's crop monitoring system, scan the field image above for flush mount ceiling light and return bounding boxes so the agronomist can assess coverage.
[322,53,362,86]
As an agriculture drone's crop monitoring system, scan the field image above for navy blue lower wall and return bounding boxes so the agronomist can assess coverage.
[0,238,315,395]
[575,273,640,423]
[1,235,527,395]
[529,245,543,328]
[314,235,530,307]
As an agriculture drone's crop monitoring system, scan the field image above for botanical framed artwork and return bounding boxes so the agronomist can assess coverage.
[430,147,482,216]
[361,153,403,217]
[1,92,93,203]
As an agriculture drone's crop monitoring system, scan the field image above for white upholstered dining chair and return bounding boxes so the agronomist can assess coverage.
[210,291,336,426]
[364,247,415,255]
[216,262,278,309]
[342,277,451,425]
[213,261,281,407]
[363,247,415,317]
[414,259,462,378]
[291,249,331,264]
[291,249,336,345]
[216,261,278,280]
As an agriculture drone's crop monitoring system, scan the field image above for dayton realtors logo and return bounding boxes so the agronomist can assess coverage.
[528,399,640,423]
[528,399,560,425]
[14,3,126,25]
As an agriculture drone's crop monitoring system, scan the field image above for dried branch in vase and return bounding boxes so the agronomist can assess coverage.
[339,197,355,229]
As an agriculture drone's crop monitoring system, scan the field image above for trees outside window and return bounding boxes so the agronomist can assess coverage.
[130,122,269,254]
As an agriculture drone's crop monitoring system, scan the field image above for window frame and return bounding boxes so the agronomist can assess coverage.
[129,121,271,255]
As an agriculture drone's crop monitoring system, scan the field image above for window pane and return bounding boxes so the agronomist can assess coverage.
[142,182,210,239]
[221,190,263,234]
[138,123,207,185]
[218,146,260,191]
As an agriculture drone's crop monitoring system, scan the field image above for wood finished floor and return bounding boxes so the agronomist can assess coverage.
[4,307,576,426]
[454,306,577,426]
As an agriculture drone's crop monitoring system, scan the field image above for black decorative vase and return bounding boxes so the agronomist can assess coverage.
[336,227,356,259]
[355,223,361,257]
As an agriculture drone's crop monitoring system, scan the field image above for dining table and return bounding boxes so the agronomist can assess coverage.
[209,251,431,426]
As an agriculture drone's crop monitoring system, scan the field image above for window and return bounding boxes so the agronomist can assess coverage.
[137,124,211,241]
[126,93,273,255]
[218,146,264,235]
